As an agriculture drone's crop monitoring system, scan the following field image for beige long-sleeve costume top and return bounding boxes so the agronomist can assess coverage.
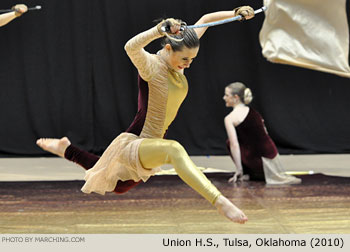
[81,26,189,194]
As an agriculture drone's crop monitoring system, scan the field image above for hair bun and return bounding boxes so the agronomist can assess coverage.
[243,88,253,104]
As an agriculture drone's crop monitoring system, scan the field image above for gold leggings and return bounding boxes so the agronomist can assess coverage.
[138,139,221,205]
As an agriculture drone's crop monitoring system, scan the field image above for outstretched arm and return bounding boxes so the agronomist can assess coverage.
[0,4,27,27]
[194,6,254,39]
[224,115,244,183]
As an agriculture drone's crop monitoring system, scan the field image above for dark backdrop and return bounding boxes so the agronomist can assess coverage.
[0,0,349,156]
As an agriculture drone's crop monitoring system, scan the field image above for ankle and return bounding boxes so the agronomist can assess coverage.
[214,195,226,208]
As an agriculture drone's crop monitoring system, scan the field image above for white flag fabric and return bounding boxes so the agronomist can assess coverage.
[259,0,350,78]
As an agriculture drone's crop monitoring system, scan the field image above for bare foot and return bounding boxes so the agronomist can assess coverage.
[36,137,71,158]
[214,195,248,224]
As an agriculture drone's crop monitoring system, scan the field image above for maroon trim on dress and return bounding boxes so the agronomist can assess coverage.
[126,75,149,135]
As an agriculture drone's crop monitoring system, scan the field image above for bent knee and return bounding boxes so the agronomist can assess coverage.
[165,140,186,157]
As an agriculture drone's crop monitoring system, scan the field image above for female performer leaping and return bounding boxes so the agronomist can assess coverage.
[37,6,255,224]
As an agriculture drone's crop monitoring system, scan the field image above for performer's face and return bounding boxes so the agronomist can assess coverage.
[166,45,199,71]
[223,87,235,107]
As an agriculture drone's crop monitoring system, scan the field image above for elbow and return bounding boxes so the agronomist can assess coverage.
[124,41,130,54]
[124,38,133,55]
[228,138,240,149]
[229,144,240,154]
[200,14,211,23]
[196,14,210,26]
[230,143,239,150]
